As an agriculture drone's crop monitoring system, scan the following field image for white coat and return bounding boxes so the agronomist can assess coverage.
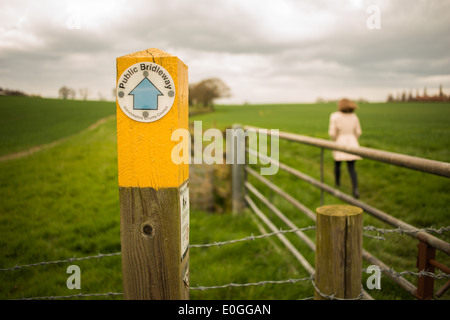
[328,111,362,162]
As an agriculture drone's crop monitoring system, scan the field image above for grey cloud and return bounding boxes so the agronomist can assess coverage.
[0,0,449,102]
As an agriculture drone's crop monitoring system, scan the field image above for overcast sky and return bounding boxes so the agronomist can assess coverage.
[1,0,449,104]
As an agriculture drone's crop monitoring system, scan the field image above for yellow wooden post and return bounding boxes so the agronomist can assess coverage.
[116,48,189,300]
[314,205,363,300]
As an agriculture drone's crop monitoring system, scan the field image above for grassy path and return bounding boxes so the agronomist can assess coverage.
[0,96,116,157]
[0,115,115,162]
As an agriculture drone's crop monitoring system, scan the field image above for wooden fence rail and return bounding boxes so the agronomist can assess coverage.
[244,125,450,178]
[113,50,448,299]
[241,124,450,300]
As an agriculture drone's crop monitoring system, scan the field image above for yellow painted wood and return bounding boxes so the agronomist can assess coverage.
[116,48,189,188]
[116,49,189,300]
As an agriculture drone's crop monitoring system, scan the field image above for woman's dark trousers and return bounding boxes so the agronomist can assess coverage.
[334,161,359,198]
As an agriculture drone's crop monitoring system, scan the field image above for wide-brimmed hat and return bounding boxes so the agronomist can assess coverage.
[337,98,358,112]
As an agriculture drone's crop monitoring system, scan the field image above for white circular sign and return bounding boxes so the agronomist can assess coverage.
[117,62,176,123]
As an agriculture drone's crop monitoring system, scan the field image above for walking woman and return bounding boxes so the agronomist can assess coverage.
[328,98,362,198]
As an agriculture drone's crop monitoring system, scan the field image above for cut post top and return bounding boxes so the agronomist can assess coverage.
[316,204,363,217]
[117,48,177,59]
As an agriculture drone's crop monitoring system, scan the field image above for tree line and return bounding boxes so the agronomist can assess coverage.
[387,84,449,102]
[58,77,231,106]
[0,87,30,97]
[58,86,91,100]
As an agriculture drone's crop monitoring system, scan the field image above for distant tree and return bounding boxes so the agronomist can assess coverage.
[407,90,414,101]
[387,94,394,102]
[0,87,27,97]
[188,84,196,106]
[59,86,77,99]
[401,91,406,102]
[316,97,326,103]
[59,86,70,99]
[189,78,231,108]
[390,84,450,102]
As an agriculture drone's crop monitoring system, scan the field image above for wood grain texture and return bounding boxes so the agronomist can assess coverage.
[120,186,189,300]
[116,49,189,300]
[315,205,363,300]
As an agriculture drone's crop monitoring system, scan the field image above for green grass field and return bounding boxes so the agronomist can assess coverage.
[0,96,448,300]
[192,102,450,300]
[0,96,116,157]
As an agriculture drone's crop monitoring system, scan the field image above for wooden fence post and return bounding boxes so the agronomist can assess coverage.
[314,205,363,300]
[116,48,189,299]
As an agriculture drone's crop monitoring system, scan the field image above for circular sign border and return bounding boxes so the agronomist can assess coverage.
[116,62,176,123]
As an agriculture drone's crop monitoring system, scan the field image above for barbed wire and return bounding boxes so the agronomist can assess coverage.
[310,276,365,301]
[12,267,450,300]
[18,292,123,300]
[190,267,450,300]
[363,225,450,240]
[191,274,366,300]
[379,268,450,280]
[0,252,121,272]
[0,214,447,301]
[362,232,386,240]
[189,226,316,248]
[191,276,313,291]
[1,227,317,271]
[1,225,448,272]
[0,227,316,272]
[191,225,450,248]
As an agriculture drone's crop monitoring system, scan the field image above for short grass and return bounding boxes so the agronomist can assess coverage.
[189,210,315,300]
[0,114,122,299]
[0,96,115,156]
[191,101,450,300]
[193,102,450,162]
[0,97,448,300]
[0,97,315,300]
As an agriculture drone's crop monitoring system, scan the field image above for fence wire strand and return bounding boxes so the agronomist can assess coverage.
[191,274,367,300]
[191,276,313,291]
[1,225,449,272]
[17,265,449,300]
[363,225,450,238]
[189,226,316,248]
[0,252,121,272]
[382,268,450,280]
[1,222,449,300]
[18,292,123,300]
